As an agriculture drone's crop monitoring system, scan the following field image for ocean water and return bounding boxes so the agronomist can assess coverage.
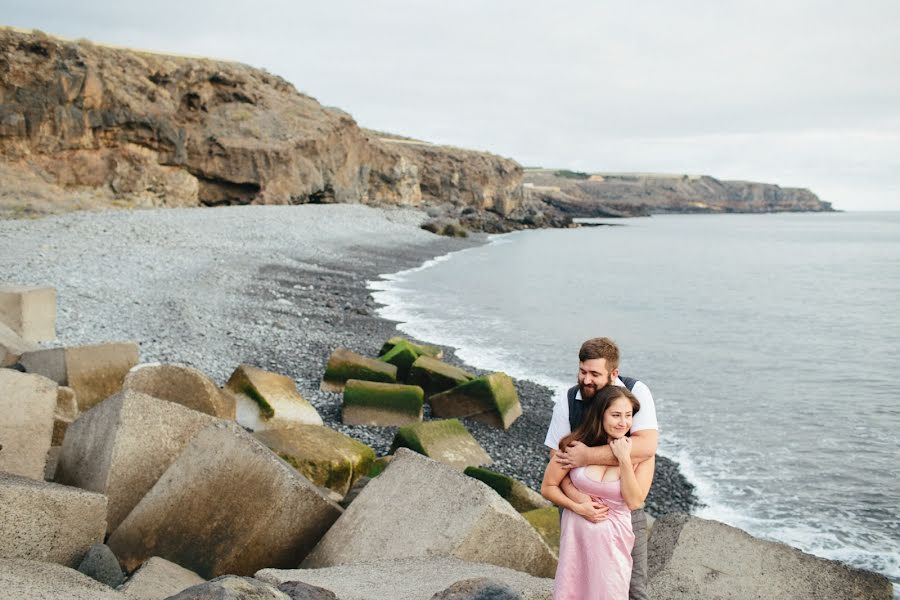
[369,212,900,592]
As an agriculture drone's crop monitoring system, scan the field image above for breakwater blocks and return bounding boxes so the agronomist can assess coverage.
[390,418,492,470]
[429,372,522,430]
[342,379,425,426]
[648,513,893,599]
[117,556,206,599]
[0,558,123,600]
[0,285,56,343]
[0,369,56,480]
[55,389,219,533]
[0,473,107,567]
[227,364,323,431]
[302,448,556,578]
[321,347,398,392]
[124,362,236,419]
[107,421,341,578]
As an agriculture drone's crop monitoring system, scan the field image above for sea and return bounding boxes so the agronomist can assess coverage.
[368,211,900,593]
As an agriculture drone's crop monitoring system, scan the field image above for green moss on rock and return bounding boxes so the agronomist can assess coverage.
[378,341,420,381]
[322,348,398,391]
[523,506,561,554]
[390,418,492,470]
[464,466,514,499]
[428,372,522,430]
[408,355,474,396]
[379,336,442,360]
[342,380,424,426]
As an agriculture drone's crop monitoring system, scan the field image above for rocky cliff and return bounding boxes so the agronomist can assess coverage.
[524,170,834,217]
[0,28,534,227]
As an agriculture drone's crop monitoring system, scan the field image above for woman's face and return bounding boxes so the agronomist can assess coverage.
[603,396,633,439]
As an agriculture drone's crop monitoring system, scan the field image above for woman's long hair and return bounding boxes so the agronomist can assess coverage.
[558,385,641,451]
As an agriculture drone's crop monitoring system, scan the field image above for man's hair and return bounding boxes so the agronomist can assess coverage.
[578,337,620,371]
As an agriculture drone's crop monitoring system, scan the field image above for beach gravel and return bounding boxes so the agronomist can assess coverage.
[0,204,695,514]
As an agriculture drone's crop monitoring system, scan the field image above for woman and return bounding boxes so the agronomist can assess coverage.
[541,385,655,600]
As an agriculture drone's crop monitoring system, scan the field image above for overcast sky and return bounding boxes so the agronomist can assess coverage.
[4,1,899,210]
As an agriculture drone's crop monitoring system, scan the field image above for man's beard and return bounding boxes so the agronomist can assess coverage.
[580,382,599,400]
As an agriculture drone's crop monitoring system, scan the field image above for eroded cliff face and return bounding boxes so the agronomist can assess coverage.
[0,28,525,222]
[524,170,833,217]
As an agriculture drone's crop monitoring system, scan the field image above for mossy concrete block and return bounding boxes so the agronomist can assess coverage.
[0,284,56,342]
[390,419,491,471]
[55,390,219,533]
[0,320,38,367]
[124,363,236,419]
[0,473,107,567]
[464,468,551,513]
[407,355,474,396]
[368,455,393,477]
[226,364,322,431]
[253,426,375,496]
[378,340,420,381]
[321,348,398,392]
[379,336,443,360]
[0,369,56,480]
[429,372,522,430]
[258,557,554,600]
[107,422,342,578]
[301,449,555,578]
[342,380,424,426]
[522,507,561,556]
[647,513,893,599]
[118,556,206,600]
[0,559,124,600]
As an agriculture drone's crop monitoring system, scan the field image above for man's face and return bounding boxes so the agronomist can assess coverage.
[578,358,615,400]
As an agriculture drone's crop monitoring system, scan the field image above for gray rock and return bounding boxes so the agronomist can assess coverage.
[648,513,893,599]
[430,578,523,599]
[256,557,553,600]
[276,581,338,600]
[302,449,556,578]
[78,543,125,588]
[166,576,290,599]
[0,558,124,599]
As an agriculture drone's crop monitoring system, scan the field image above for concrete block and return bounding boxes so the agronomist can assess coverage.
[302,448,556,578]
[18,346,67,384]
[123,363,236,419]
[0,558,124,600]
[118,557,205,600]
[257,557,553,600]
[0,321,38,367]
[0,473,107,567]
[108,422,342,578]
[390,419,492,470]
[56,389,219,533]
[648,513,893,599]
[226,364,322,431]
[0,285,56,342]
[0,369,56,479]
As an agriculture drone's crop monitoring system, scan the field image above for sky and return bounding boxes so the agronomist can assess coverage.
[3,1,899,210]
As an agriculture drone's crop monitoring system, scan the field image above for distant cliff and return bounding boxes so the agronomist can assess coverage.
[0,28,539,228]
[524,170,834,217]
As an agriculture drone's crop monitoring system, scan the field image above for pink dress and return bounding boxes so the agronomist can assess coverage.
[553,467,635,600]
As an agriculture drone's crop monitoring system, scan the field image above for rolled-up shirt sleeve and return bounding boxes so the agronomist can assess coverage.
[630,381,658,433]
[544,397,571,450]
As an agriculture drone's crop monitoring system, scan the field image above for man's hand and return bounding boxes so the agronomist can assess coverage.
[572,497,610,523]
[554,440,591,468]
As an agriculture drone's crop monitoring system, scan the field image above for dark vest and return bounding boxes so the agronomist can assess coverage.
[567,377,639,431]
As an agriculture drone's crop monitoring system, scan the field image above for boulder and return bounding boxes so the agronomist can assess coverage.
[0,473,107,567]
[648,513,893,599]
[379,336,443,360]
[226,365,322,431]
[378,340,421,380]
[19,342,141,411]
[0,369,56,479]
[520,507,560,556]
[341,379,424,426]
[463,467,551,513]
[77,543,125,588]
[166,576,290,600]
[430,578,523,600]
[302,449,555,577]
[0,284,56,342]
[0,321,38,367]
[407,355,474,397]
[253,426,375,496]
[429,373,522,430]
[52,385,78,446]
[257,557,553,600]
[117,557,205,600]
[44,446,61,481]
[276,581,338,600]
[56,389,219,533]
[107,422,342,578]
[320,348,397,392]
[390,419,491,470]
[123,363,236,419]
[0,558,124,600]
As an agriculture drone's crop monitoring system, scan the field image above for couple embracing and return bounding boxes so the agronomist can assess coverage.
[541,337,658,600]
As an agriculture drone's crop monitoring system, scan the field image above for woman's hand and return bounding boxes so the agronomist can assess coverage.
[572,498,610,523]
[610,436,633,466]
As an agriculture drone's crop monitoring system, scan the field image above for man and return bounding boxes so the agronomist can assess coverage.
[544,337,658,600]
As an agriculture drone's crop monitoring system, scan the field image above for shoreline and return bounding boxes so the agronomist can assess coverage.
[0,204,697,515]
